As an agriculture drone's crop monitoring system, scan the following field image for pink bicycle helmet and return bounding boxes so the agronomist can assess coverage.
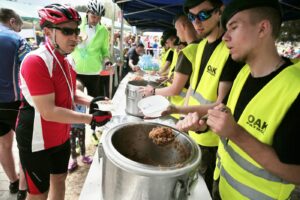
[38,4,81,28]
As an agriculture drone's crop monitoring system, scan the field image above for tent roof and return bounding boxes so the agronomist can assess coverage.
[114,0,300,31]
[114,0,184,31]
[0,0,41,21]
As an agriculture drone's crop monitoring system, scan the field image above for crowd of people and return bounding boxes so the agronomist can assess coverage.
[0,0,299,199]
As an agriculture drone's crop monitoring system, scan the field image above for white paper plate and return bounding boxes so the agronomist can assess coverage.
[96,100,115,111]
[138,95,170,117]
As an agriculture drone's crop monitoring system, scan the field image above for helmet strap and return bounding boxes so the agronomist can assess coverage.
[51,29,68,55]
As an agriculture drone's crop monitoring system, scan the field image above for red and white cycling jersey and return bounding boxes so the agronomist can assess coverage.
[17,44,76,152]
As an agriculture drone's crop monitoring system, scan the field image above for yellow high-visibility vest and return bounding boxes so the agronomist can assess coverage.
[188,39,230,147]
[217,62,300,200]
[167,43,198,119]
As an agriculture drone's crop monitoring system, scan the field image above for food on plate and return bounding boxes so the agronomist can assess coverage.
[149,126,175,145]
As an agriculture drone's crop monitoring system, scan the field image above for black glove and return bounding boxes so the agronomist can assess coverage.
[90,110,112,130]
[89,96,106,114]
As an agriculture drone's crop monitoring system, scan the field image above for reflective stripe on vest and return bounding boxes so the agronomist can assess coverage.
[190,88,215,104]
[188,39,230,147]
[218,62,300,200]
[220,138,287,183]
[220,167,276,200]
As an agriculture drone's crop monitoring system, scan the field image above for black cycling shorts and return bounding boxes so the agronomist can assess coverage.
[19,140,70,194]
[0,101,20,136]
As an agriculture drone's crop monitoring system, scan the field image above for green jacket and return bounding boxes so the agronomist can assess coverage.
[72,16,110,75]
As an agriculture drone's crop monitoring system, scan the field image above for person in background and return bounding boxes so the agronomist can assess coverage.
[16,4,111,199]
[122,43,145,77]
[152,37,159,58]
[0,8,31,200]
[71,0,112,98]
[201,0,299,199]
[141,15,200,120]
[36,31,45,46]
[158,28,178,77]
[68,80,93,172]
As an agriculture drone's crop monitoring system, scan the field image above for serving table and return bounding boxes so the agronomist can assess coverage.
[79,73,212,200]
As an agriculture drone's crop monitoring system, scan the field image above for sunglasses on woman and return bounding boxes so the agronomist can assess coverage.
[188,8,218,22]
[52,26,81,36]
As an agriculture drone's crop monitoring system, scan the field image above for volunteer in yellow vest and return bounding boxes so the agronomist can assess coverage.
[192,0,300,199]
[158,28,178,77]
[71,0,111,97]
[142,15,200,119]
[165,0,242,194]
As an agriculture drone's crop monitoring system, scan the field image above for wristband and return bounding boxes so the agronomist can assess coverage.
[152,88,156,95]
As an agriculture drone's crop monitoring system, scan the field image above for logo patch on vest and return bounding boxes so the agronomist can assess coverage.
[246,114,268,134]
[207,65,217,76]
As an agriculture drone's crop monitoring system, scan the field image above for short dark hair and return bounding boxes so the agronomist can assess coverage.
[137,43,144,48]
[248,7,281,38]
[0,8,22,24]
[173,14,190,25]
[183,0,223,14]
[207,0,223,9]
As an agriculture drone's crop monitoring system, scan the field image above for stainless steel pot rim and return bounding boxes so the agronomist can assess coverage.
[102,122,201,177]
[102,115,143,132]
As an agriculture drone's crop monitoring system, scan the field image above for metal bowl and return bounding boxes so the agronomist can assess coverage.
[105,122,200,170]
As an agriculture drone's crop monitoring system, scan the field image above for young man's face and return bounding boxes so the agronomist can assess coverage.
[175,21,185,42]
[47,21,80,54]
[87,12,101,26]
[222,10,259,62]
[188,1,220,37]
[166,37,176,48]
[136,46,145,55]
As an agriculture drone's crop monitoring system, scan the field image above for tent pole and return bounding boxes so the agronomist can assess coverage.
[110,4,116,62]
[119,9,124,80]
[109,3,117,99]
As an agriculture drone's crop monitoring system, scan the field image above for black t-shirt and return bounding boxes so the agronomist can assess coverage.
[128,47,139,65]
[175,52,192,89]
[174,41,200,89]
[195,37,243,90]
[166,50,174,63]
[225,59,300,164]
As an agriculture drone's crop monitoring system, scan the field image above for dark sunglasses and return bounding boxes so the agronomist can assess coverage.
[188,8,218,22]
[52,26,80,36]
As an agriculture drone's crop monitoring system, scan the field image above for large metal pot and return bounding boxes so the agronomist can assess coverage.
[125,80,160,116]
[100,122,201,200]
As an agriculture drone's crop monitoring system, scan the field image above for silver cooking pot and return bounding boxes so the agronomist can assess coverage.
[125,80,160,116]
[100,122,201,200]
